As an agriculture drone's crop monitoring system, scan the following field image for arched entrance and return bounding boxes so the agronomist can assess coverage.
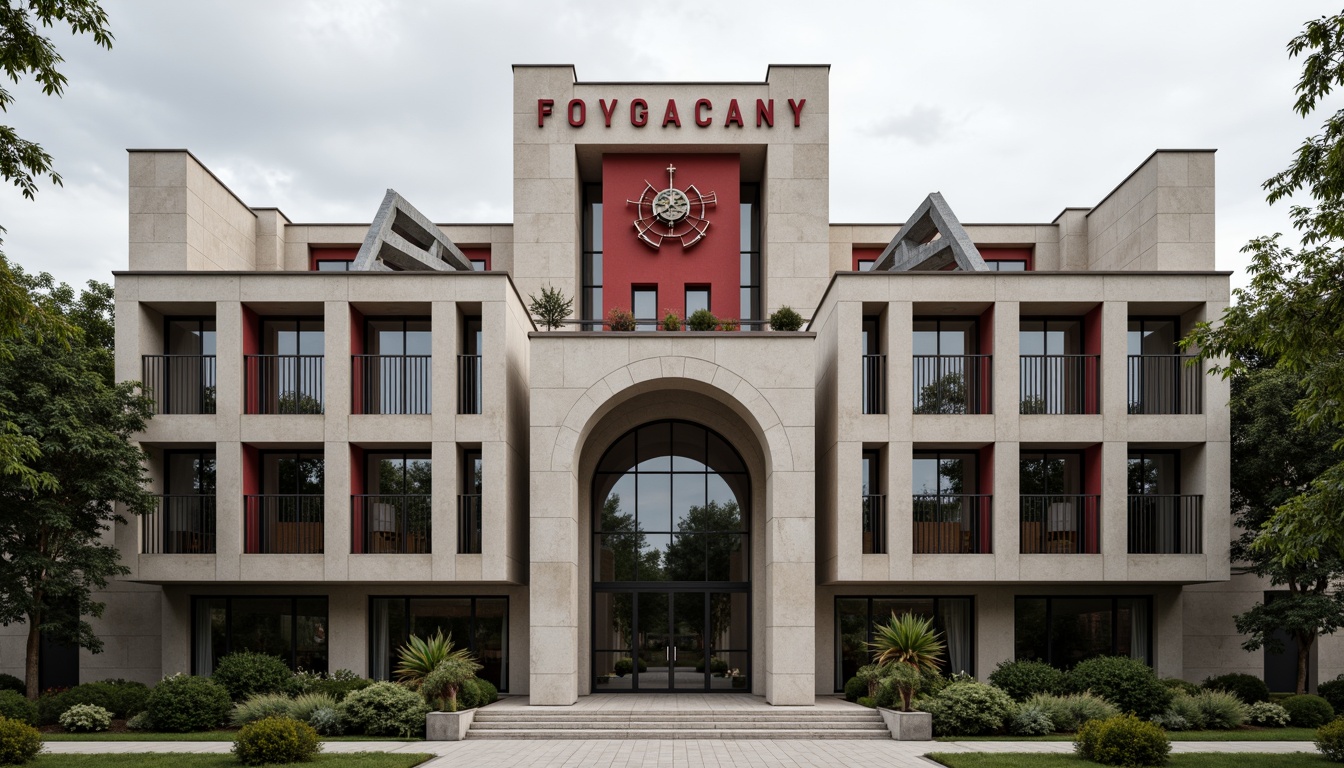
[590,420,751,692]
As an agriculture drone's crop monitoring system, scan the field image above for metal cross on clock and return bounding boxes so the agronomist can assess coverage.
[627,163,717,250]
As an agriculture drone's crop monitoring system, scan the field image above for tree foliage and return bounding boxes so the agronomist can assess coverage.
[0,270,155,698]
[527,283,573,331]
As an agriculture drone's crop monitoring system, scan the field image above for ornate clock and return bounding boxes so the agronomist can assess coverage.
[627,164,716,250]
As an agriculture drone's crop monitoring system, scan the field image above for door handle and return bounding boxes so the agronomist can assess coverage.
[665,647,669,661]
[673,647,678,661]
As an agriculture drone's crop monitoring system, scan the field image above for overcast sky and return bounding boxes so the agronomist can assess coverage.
[0,1,1334,290]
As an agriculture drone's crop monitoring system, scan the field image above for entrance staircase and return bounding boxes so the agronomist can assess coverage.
[466,697,889,740]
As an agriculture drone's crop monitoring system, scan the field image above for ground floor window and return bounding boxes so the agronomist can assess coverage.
[1014,596,1151,669]
[192,596,328,675]
[368,597,508,691]
[835,596,974,691]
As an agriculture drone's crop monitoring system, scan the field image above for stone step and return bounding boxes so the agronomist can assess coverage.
[471,720,887,731]
[472,710,880,721]
[464,728,891,740]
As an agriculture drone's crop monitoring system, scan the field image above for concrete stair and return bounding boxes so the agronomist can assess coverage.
[466,707,890,739]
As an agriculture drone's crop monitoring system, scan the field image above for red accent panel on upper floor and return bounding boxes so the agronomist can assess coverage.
[460,247,491,271]
[602,154,740,322]
[979,247,1034,270]
[309,247,359,270]
[852,247,882,271]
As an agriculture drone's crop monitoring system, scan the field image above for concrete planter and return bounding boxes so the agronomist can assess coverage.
[426,708,476,741]
[877,708,932,741]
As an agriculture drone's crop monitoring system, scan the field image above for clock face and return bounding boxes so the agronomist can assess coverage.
[653,188,691,223]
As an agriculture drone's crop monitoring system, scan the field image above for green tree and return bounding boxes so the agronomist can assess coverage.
[1184,11,1344,567]
[0,2,114,488]
[0,271,156,699]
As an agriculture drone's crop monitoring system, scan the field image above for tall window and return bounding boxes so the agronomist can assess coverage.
[835,597,974,688]
[154,450,217,555]
[193,596,328,675]
[632,287,657,332]
[913,318,987,414]
[1020,452,1081,496]
[360,451,431,555]
[1128,451,1179,495]
[167,318,217,356]
[1014,596,1151,668]
[582,183,603,330]
[862,450,884,554]
[459,449,482,554]
[359,318,432,415]
[151,317,217,415]
[254,319,325,414]
[262,451,325,496]
[685,287,710,317]
[1127,318,1178,356]
[740,184,761,328]
[368,597,508,689]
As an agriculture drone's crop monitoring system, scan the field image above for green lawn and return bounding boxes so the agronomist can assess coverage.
[937,728,1319,742]
[928,753,1327,768]
[43,731,414,742]
[29,755,432,768]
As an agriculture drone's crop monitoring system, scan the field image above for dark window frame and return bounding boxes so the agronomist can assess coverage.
[258,316,326,356]
[912,316,981,356]
[833,595,976,691]
[163,316,217,355]
[190,595,329,674]
[165,449,217,496]
[912,450,981,496]
[1013,595,1154,669]
[367,595,509,691]
[582,183,603,330]
[1018,450,1085,496]
[363,450,432,496]
[685,286,711,317]
[362,317,432,355]
[740,183,761,327]
[1127,317,1181,356]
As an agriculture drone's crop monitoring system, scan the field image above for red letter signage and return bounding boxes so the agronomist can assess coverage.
[789,98,806,127]
[662,99,681,128]
[537,99,554,127]
[724,99,744,128]
[694,99,712,127]
[600,98,618,127]
[755,99,774,128]
[568,98,586,127]
[631,98,648,127]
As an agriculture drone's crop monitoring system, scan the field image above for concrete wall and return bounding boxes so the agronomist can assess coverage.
[129,150,259,272]
[1086,150,1215,271]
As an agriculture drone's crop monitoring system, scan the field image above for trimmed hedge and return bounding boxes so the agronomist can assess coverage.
[1201,672,1270,704]
[1075,713,1170,767]
[1283,694,1335,729]
[987,659,1064,701]
[232,716,320,766]
[145,674,233,732]
[0,695,35,728]
[1064,656,1171,719]
[0,677,22,697]
[0,716,41,765]
[211,652,292,702]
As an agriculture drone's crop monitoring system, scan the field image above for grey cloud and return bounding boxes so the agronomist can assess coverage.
[865,105,958,145]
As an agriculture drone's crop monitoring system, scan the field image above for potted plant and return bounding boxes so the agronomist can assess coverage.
[661,309,682,331]
[607,307,636,332]
[527,284,574,330]
[686,308,719,332]
[396,630,483,741]
[868,612,944,741]
[726,668,747,689]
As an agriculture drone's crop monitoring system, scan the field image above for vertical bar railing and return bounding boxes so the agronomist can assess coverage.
[141,355,217,414]
[1127,355,1202,414]
[457,354,482,415]
[1019,355,1099,414]
[912,354,993,414]
[244,354,325,414]
[351,354,432,414]
[862,494,887,554]
[911,494,992,553]
[457,494,482,554]
[1019,494,1100,554]
[862,354,887,415]
[142,495,216,554]
[244,494,325,554]
[351,494,431,554]
[1127,495,1203,554]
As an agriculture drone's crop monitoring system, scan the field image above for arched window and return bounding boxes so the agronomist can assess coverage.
[593,420,749,583]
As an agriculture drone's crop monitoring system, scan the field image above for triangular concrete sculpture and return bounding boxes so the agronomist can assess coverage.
[871,192,988,272]
[351,190,472,272]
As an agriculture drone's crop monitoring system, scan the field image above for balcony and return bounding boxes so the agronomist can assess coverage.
[142,355,216,414]
[351,355,432,415]
[457,494,482,554]
[861,355,887,414]
[912,355,993,414]
[1128,495,1203,554]
[244,495,324,554]
[1127,355,1202,414]
[911,494,992,554]
[244,355,325,414]
[457,354,482,415]
[352,495,430,554]
[1020,495,1100,554]
[1020,355,1099,415]
[142,495,216,554]
[862,494,887,554]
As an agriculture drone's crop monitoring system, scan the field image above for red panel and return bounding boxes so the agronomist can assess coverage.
[1083,304,1103,414]
[978,444,994,554]
[460,247,491,271]
[978,306,994,413]
[1084,444,1103,554]
[979,247,1034,270]
[350,445,366,554]
[349,306,365,413]
[852,247,882,271]
[602,154,741,323]
[242,444,260,553]
[242,306,261,414]
[309,246,359,271]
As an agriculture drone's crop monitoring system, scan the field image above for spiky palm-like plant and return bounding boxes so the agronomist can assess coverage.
[868,612,945,673]
[395,631,472,689]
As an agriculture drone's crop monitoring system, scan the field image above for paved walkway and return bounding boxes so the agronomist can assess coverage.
[44,738,1317,767]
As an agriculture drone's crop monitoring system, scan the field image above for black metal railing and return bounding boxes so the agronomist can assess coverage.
[1127,355,1202,414]
[244,355,325,414]
[862,354,887,415]
[458,354,482,415]
[911,494,993,554]
[912,355,993,414]
[1020,494,1100,554]
[244,494,325,554]
[862,494,887,554]
[457,494,482,554]
[142,495,216,554]
[1020,355,1099,415]
[142,355,216,414]
[1128,494,1203,554]
[352,494,431,554]
[352,355,432,414]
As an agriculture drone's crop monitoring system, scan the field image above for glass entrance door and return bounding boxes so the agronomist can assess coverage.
[594,589,748,692]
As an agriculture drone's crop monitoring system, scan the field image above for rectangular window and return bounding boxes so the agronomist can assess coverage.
[835,596,974,689]
[315,260,352,271]
[857,260,875,272]
[1127,451,1179,495]
[862,450,884,554]
[368,596,508,690]
[685,287,710,317]
[1014,596,1151,669]
[582,184,604,330]
[192,596,328,675]
[632,287,657,332]
[459,449,482,554]
[740,184,761,329]
[1127,318,1179,356]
